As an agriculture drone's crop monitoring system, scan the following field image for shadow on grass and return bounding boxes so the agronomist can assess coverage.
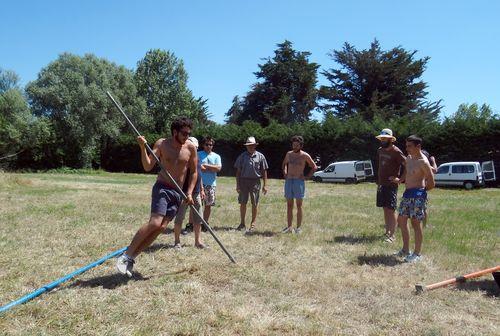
[357,254,403,267]
[455,279,499,297]
[243,230,277,237]
[69,272,150,289]
[143,243,176,254]
[329,234,380,245]
[210,226,239,232]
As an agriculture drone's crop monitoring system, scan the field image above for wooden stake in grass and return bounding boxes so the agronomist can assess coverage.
[415,265,500,293]
[106,91,236,263]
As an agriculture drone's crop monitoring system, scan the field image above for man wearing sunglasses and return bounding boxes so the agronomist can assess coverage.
[199,136,222,228]
[116,117,198,277]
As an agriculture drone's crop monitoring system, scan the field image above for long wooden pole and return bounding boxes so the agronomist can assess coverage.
[415,265,500,293]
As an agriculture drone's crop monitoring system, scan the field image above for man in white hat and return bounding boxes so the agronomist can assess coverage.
[233,136,269,233]
[375,128,406,243]
[173,136,207,249]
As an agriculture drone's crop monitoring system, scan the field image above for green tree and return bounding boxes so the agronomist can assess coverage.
[26,53,148,168]
[0,69,30,156]
[135,49,210,133]
[225,95,244,124]
[453,103,493,121]
[319,39,442,121]
[233,40,319,126]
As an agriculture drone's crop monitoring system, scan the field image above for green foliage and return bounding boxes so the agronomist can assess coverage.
[25,53,148,168]
[135,49,210,133]
[319,39,442,122]
[0,88,31,156]
[227,41,319,126]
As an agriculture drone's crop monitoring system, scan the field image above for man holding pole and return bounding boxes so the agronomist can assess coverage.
[116,117,197,277]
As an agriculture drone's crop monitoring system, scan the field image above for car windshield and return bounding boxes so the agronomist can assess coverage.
[436,166,449,174]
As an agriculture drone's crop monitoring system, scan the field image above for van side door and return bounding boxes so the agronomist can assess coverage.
[481,161,496,182]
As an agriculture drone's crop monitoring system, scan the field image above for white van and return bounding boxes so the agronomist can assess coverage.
[434,161,496,190]
[313,160,374,183]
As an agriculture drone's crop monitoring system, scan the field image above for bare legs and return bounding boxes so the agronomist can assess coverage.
[398,215,423,254]
[203,205,212,223]
[240,202,258,229]
[383,207,397,237]
[286,198,303,229]
[127,214,170,259]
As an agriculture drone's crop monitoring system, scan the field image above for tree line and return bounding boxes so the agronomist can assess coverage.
[1,40,498,176]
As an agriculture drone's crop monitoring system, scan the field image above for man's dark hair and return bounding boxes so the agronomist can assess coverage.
[406,135,422,146]
[291,135,304,146]
[170,117,193,135]
[202,136,215,146]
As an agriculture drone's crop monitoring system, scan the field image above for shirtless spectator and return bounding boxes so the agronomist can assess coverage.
[392,135,435,263]
[422,149,437,228]
[281,135,317,233]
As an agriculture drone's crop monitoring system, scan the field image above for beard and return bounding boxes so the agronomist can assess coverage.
[175,134,186,145]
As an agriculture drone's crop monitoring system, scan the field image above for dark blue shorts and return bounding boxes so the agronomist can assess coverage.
[150,181,181,219]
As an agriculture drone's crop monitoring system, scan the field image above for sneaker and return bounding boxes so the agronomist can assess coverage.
[236,223,246,231]
[404,252,422,263]
[393,248,411,258]
[282,227,294,233]
[182,223,193,235]
[384,235,395,243]
[174,243,182,250]
[294,227,302,234]
[116,255,134,278]
[245,225,255,235]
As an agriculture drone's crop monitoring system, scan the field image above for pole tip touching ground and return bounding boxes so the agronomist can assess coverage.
[415,284,425,294]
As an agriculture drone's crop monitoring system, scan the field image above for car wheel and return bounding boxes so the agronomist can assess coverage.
[313,176,322,183]
[463,181,474,190]
[346,178,355,184]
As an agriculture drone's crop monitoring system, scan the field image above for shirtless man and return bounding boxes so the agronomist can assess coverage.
[281,135,317,233]
[391,135,435,263]
[116,117,197,276]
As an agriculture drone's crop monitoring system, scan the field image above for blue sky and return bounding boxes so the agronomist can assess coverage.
[1,0,499,123]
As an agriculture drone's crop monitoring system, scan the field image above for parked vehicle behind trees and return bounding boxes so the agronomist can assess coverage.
[313,160,374,183]
[434,161,496,189]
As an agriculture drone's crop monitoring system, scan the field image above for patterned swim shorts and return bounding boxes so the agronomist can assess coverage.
[203,185,216,206]
[398,188,427,221]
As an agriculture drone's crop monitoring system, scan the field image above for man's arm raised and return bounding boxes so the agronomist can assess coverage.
[138,136,161,172]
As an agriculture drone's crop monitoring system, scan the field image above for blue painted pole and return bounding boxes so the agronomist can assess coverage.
[0,247,127,313]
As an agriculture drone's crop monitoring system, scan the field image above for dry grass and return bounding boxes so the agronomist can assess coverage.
[0,171,498,335]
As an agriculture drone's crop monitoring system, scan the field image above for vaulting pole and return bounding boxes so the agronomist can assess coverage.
[0,247,127,313]
[106,91,236,263]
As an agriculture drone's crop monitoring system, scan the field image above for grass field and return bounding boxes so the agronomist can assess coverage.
[0,171,498,335]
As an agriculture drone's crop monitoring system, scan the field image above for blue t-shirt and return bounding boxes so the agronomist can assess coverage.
[198,151,222,186]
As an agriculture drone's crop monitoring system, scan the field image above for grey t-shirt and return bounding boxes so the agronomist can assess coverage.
[234,150,269,179]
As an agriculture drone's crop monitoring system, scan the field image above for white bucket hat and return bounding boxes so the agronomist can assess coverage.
[244,136,258,146]
[188,136,199,148]
[375,128,396,141]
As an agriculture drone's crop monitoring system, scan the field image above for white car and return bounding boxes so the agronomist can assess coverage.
[313,160,374,183]
[434,161,496,189]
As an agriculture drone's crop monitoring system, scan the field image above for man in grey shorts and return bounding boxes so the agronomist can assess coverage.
[173,137,207,249]
[234,136,269,233]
